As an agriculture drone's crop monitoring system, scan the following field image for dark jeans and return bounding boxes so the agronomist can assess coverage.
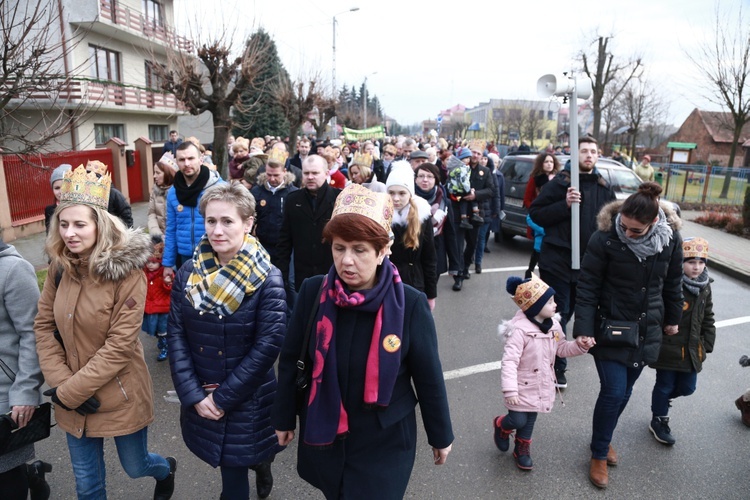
[539,270,576,373]
[591,358,645,459]
[499,410,538,440]
[457,223,480,272]
[475,221,492,266]
[0,464,28,500]
[651,369,697,416]
[220,466,250,500]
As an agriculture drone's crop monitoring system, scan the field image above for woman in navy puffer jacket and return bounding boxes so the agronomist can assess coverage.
[167,184,286,500]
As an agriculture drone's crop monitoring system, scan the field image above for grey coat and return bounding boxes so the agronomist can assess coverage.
[0,243,43,473]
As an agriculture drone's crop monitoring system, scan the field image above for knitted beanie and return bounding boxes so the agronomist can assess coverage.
[506,275,556,319]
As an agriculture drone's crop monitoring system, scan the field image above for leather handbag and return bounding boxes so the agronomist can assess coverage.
[598,319,640,348]
[0,357,53,456]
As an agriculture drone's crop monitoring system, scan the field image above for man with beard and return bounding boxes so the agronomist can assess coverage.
[273,155,341,306]
[162,141,224,282]
[529,136,616,388]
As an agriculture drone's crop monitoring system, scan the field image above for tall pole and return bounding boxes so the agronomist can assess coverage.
[363,76,367,129]
[331,16,337,139]
[569,77,580,270]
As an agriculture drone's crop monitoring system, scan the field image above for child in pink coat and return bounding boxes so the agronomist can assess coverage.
[493,275,595,470]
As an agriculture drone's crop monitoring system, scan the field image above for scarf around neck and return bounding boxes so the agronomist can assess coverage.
[304,259,405,447]
[615,207,673,262]
[683,268,709,296]
[186,233,271,316]
[415,184,438,204]
[174,165,210,207]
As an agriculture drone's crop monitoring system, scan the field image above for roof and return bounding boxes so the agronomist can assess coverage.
[697,110,750,144]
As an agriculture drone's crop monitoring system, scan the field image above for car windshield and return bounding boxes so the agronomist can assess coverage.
[610,169,641,194]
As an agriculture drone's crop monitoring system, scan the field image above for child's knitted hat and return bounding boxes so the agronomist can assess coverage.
[683,237,709,263]
[506,274,556,319]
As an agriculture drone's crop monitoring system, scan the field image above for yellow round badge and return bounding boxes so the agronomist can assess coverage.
[383,334,401,353]
[683,302,690,311]
[177,204,184,212]
[260,199,267,207]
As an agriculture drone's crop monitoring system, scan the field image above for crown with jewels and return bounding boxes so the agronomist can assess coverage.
[267,148,289,165]
[351,151,373,167]
[86,160,109,176]
[468,139,486,153]
[332,183,393,235]
[60,164,111,209]
[683,237,709,261]
[511,274,551,312]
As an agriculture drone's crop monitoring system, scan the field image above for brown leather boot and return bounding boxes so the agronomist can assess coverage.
[735,397,750,427]
[589,458,608,489]
[606,444,618,466]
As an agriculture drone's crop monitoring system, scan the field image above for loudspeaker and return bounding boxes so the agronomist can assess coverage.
[537,74,592,99]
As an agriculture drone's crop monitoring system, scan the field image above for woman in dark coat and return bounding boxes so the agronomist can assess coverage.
[272,184,453,500]
[168,183,286,500]
[573,182,683,490]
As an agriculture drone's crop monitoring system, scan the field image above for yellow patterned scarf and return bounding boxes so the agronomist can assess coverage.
[186,233,271,316]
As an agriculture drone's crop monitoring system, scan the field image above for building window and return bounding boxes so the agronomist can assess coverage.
[149,125,169,142]
[89,45,121,82]
[538,110,544,120]
[94,123,125,146]
[547,110,554,120]
[144,61,166,90]
[536,130,543,140]
[545,130,552,140]
[143,0,163,27]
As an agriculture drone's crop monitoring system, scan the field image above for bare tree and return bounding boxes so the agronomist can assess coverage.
[276,74,324,156]
[620,78,661,158]
[523,106,546,149]
[311,96,336,139]
[504,104,528,144]
[686,3,750,197]
[0,0,88,155]
[155,33,271,178]
[579,33,643,141]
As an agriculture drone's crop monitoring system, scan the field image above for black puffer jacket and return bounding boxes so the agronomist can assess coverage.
[167,264,287,467]
[650,278,715,373]
[573,201,684,368]
[529,167,616,281]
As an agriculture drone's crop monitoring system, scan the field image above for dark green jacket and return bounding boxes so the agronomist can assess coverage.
[650,279,715,373]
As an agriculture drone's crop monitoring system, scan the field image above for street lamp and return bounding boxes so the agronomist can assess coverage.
[537,72,592,270]
[332,7,359,138]
[363,71,377,128]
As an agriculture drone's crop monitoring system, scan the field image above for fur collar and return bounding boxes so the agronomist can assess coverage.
[392,196,432,227]
[255,171,297,189]
[498,310,562,340]
[92,229,152,282]
[596,200,682,232]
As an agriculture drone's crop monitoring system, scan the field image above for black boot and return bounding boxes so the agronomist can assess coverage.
[255,461,273,499]
[26,460,52,500]
[153,457,177,500]
[452,275,463,291]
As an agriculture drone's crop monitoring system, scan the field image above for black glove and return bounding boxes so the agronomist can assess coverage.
[43,388,100,415]
[740,355,750,367]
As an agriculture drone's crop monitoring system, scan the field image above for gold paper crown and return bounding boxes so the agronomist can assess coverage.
[512,274,550,312]
[683,237,709,261]
[468,139,486,153]
[86,160,109,176]
[351,151,373,167]
[158,152,178,171]
[250,137,265,151]
[332,183,393,235]
[151,241,165,261]
[61,165,111,209]
[267,148,289,165]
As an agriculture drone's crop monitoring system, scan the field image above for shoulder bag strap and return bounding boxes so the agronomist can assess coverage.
[0,357,16,382]
[296,280,326,381]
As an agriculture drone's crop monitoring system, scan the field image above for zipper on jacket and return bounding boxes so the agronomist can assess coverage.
[116,376,129,401]
[681,346,685,360]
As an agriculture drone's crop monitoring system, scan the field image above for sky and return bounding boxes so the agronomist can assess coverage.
[176,0,749,128]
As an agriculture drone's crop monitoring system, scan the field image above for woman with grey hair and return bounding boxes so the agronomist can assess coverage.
[167,183,287,499]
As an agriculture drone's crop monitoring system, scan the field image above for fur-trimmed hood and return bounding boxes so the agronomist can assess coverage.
[498,310,562,340]
[596,200,682,232]
[392,195,432,227]
[255,171,296,190]
[92,229,152,281]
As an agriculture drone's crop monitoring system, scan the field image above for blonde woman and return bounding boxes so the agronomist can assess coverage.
[35,166,176,499]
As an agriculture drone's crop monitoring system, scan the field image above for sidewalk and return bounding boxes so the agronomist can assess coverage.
[9,205,750,284]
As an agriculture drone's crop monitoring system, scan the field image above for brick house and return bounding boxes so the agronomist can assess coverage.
[664,109,750,166]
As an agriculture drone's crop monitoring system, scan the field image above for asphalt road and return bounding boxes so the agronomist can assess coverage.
[34,235,750,499]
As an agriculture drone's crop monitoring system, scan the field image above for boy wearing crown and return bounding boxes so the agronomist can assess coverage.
[648,237,715,445]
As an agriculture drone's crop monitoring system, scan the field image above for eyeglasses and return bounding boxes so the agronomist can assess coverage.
[383,151,395,156]
[416,174,434,180]
[619,222,651,235]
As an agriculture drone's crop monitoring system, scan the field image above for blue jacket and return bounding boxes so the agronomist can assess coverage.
[167,264,287,467]
[162,169,223,267]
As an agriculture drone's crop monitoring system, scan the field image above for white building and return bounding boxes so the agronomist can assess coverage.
[12,0,190,151]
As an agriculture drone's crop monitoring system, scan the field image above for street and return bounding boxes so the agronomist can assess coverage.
[35,235,750,499]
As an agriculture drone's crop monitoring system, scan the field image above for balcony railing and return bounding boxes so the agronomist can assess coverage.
[100,0,193,52]
[12,78,185,112]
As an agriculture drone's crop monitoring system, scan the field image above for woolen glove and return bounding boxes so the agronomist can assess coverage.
[43,388,73,411]
[76,396,100,415]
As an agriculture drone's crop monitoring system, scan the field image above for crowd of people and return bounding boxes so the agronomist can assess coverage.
[0,129,736,499]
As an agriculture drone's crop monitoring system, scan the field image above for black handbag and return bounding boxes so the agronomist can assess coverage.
[596,256,658,349]
[0,358,54,456]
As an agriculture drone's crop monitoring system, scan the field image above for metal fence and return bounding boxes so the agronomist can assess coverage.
[3,150,114,224]
[653,163,749,205]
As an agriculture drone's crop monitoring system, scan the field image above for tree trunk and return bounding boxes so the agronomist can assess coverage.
[720,127,742,198]
[212,107,232,180]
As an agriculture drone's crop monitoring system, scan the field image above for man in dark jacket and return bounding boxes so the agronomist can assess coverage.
[163,130,182,155]
[450,140,496,291]
[529,136,616,387]
[273,155,341,306]
[251,163,298,263]
[288,138,310,188]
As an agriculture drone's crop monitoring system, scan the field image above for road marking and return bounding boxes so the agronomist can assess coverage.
[441,266,529,276]
[443,316,750,381]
